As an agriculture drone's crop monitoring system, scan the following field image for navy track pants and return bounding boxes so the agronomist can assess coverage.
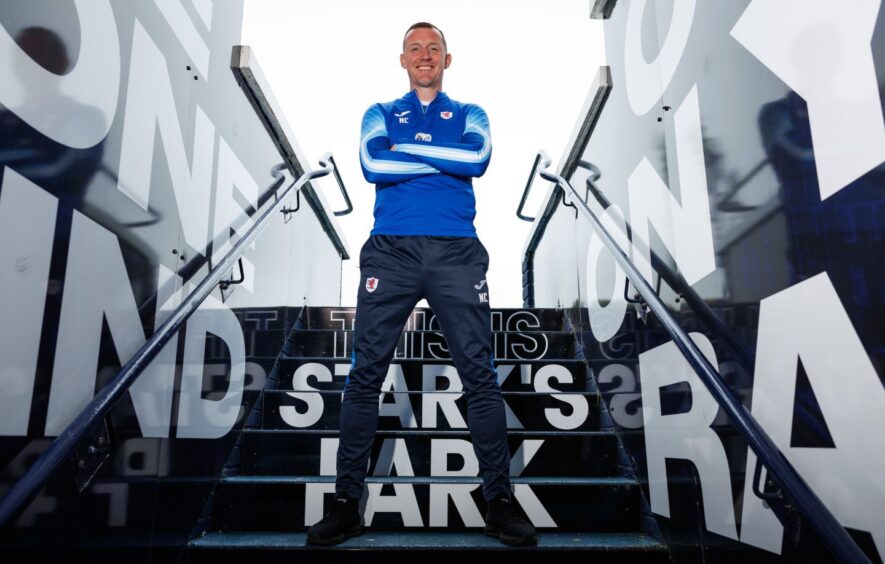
[336,235,512,501]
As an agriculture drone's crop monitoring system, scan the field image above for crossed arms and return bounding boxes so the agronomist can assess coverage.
[359,103,491,184]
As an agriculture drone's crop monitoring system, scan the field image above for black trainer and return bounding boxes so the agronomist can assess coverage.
[484,496,538,545]
[306,495,364,546]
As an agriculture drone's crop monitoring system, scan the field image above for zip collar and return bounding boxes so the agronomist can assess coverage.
[405,90,449,111]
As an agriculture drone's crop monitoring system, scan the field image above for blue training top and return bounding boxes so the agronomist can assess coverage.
[359,90,492,237]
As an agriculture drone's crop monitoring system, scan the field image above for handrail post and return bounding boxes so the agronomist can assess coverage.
[516,151,545,221]
[318,153,353,217]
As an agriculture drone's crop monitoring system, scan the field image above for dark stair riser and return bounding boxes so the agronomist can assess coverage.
[301,307,566,331]
[277,359,593,393]
[203,331,285,360]
[239,431,620,477]
[260,390,601,431]
[288,330,574,361]
[189,359,280,394]
[215,479,642,532]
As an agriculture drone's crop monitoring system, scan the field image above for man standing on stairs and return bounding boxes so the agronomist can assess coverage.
[306,22,537,546]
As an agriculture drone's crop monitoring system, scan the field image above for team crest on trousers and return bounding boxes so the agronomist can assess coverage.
[366,277,379,293]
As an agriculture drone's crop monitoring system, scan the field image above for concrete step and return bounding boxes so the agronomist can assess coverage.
[288,329,575,362]
[213,475,643,533]
[276,358,593,393]
[204,330,284,360]
[187,531,669,563]
[300,307,567,331]
[239,429,620,477]
[259,389,601,431]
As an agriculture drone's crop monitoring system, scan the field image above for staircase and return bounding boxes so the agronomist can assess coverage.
[186,307,670,563]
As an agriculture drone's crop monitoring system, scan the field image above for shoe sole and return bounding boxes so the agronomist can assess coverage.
[306,524,365,546]
[484,525,538,546]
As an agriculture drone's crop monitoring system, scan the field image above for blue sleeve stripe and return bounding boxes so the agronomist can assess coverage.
[361,106,438,174]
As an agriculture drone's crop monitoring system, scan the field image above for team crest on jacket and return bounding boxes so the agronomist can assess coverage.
[440,111,453,119]
[366,277,379,293]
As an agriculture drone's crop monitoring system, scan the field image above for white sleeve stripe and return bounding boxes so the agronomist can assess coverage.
[394,105,492,163]
[396,137,490,164]
[362,143,438,173]
[361,109,438,174]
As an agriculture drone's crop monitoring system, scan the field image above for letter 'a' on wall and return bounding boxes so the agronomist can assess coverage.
[739,273,885,558]
[380,365,418,428]
[639,332,739,541]
[368,441,425,527]
[0,0,120,148]
[429,439,484,527]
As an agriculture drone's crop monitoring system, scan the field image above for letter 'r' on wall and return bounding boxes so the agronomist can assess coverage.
[639,332,739,541]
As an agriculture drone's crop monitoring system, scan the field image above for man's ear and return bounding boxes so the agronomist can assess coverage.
[400,53,407,69]
[444,53,452,69]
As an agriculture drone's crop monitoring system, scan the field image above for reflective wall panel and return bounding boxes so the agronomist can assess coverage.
[529,1,884,561]
[0,1,346,559]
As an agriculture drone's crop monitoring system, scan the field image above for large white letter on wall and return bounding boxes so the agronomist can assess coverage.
[731,0,885,199]
[45,211,176,436]
[0,169,57,436]
[740,273,885,558]
[624,0,697,116]
[0,0,119,148]
[627,86,715,287]
[177,294,246,439]
[585,204,629,342]
[640,332,738,540]
[117,21,214,251]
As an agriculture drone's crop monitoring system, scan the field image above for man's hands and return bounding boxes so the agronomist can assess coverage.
[390,144,397,151]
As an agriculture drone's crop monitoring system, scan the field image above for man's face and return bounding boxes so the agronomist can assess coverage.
[400,27,451,90]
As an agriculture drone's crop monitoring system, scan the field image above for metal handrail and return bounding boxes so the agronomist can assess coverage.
[516,152,544,221]
[320,153,353,217]
[534,152,870,564]
[577,160,755,373]
[0,161,335,529]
